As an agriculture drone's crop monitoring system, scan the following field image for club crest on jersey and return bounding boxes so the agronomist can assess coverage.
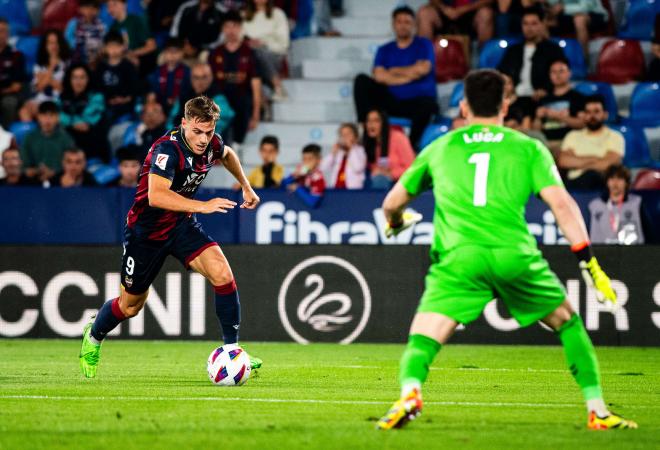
[463,131,504,144]
[155,154,169,170]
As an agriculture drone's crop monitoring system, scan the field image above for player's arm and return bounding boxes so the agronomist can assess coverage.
[222,145,260,209]
[148,174,236,213]
[540,185,617,306]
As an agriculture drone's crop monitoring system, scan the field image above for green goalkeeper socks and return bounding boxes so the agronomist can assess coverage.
[557,314,603,401]
[399,334,442,388]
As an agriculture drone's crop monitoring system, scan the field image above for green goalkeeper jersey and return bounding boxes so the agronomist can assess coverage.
[400,124,563,257]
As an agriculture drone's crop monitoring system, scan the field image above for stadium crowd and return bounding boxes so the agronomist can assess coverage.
[0,0,658,241]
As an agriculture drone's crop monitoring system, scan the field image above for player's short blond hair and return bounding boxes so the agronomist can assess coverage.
[184,96,220,124]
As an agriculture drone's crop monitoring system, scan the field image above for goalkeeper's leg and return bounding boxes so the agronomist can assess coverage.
[542,301,637,429]
[377,313,457,430]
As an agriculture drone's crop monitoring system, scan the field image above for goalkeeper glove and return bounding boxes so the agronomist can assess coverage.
[572,241,617,309]
[385,211,423,238]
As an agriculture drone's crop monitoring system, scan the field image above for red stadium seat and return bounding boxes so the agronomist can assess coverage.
[593,39,645,84]
[632,169,660,190]
[434,38,468,83]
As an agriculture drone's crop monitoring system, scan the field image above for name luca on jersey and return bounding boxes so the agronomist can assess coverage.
[463,131,504,144]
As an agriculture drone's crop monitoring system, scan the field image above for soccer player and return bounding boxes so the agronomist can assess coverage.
[377,70,637,431]
[79,96,261,377]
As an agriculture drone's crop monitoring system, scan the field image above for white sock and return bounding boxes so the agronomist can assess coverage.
[586,398,609,417]
[88,334,102,346]
[400,381,421,398]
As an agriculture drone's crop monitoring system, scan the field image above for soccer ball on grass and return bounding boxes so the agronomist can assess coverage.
[207,344,251,386]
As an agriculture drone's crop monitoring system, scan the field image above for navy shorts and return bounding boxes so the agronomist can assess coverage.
[121,220,218,294]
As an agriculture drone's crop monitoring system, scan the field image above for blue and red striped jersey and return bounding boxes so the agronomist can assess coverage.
[126,126,226,241]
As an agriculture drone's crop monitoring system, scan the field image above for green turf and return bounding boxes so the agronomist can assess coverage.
[0,340,658,449]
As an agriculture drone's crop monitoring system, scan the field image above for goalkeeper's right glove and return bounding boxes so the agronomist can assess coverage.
[572,241,617,309]
[384,211,423,238]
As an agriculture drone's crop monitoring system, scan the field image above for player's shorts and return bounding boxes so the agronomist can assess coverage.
[120,220,218,294]
[418,245,566,327]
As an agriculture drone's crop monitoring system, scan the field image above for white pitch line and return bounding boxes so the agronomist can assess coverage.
[0,395,602,409]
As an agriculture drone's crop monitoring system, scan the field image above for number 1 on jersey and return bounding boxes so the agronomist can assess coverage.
[468,153,490,207]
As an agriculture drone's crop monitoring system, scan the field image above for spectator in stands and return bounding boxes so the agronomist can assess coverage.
[502,72,534,130]
[362,109,415,189]
[558,95,623,190]
[146,0,181,38]
[169,63,234,134]
[495,0,526,37]
[59,63,108,161]
[134,101,167,161]
[0,147,37,186]
[416,0,495,46]
[48,147,97,187]
[243,0,290,101]
[313,0,341,36]
[95,31,139,124]
[0,124,17,178]
[353,6,438,150]
[321,123,367,189]
[647,37,660,82]
[546,0,608,62]
[497,6,565,101]
[107,0,157,74]
[281,143,326,208]
[21,101,75,182]
[170,0,225,60]
[19,30,71,122]
[245,135,284,189]
[111,145,140,187]
[0,18,27,128]
[533,58,585,152]
[208,11,262,146]
[218,0,247,10]
[147,38,191,116]
[65,0,106,69]
[589,164,645,244]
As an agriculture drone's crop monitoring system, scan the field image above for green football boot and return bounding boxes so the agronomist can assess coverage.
[79,321,101,378]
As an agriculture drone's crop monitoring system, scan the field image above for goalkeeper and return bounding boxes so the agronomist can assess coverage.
[377,69,637,431]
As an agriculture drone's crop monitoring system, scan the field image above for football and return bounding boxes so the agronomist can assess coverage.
[206,344,252,386]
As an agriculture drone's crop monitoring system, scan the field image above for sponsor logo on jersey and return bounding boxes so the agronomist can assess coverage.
[155,154,169,170]
[179,172,207,194]
[278,255,371,344]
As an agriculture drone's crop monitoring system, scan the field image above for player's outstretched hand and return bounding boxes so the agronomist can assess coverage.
[241,186,260,209]
[579,257,617,310]
[199,198,237,214]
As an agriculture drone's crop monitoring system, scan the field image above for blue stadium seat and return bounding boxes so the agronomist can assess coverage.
[551,38,587,79]
[574,81,618,122]
[612,124,657,168]
[15,35,39,76]
[389,117,412,128]
[0,0,31,36]
[618,0,660,41]
[627,82,660,127]
[478,38,520,69]
[8,121,35,146]
[122,122,140,147]
[449,82,464,108]
[419,117,453,149]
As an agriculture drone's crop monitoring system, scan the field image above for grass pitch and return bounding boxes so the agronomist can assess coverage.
[0,340,658,449]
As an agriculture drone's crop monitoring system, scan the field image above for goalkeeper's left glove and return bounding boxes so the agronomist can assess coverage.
[572,241,617,309]
[385,211,423,238]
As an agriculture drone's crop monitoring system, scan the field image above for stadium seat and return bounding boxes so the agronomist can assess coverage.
[618,0,660,41]
[593,39,645,84]
[419,117,453,149]
[15,35,39,76]
[574,81,618,122]
[612,124,656,168]
[551,38,587,80]
[434,38,468,83]
[38,0,79,32]
[627,82,660,127]
[122,122,140,147]
[450,82,464,108]
[632,169,660,189]
[8,121,36,146]
[0,0,31,36]
[478,38,520,69]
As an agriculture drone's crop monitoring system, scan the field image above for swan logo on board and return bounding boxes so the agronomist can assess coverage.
[278,255,371,344]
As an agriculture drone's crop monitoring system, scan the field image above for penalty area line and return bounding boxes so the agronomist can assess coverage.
[0,395,582,408]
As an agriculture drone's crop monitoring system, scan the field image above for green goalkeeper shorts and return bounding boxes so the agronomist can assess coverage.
[418,245,566,327]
